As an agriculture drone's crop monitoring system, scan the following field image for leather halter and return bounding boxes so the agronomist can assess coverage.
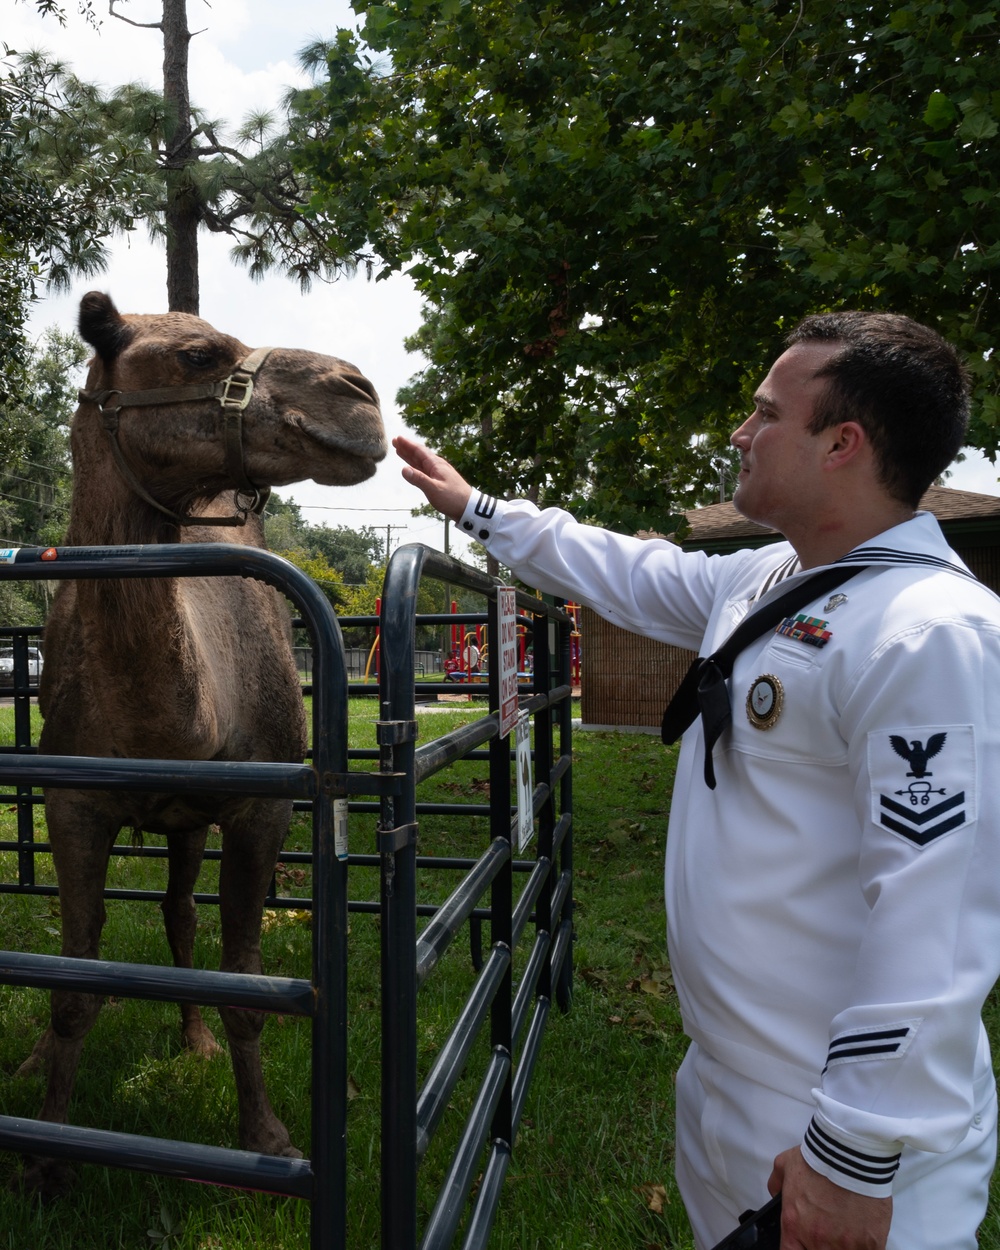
[77,346,275,527]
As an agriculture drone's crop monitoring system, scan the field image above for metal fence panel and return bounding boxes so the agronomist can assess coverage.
[0,541,574,1249]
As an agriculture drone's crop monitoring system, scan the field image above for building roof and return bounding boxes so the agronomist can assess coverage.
[681,484,1000,552]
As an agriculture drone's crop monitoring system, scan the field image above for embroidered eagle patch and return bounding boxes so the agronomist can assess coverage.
[868,726,975,848]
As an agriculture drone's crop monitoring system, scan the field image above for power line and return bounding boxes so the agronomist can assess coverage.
[0,488,66,509]
[13,457,69,478]
[3,472,66,492]
[289,503,418,513]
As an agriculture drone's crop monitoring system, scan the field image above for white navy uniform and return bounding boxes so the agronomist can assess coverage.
[460,493,1000,1248]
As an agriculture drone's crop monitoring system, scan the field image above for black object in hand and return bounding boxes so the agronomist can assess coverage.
[709,1194,782,1250]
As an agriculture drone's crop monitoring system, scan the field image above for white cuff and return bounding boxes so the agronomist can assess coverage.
[458,490,506,544]
[801,1113,901,1197]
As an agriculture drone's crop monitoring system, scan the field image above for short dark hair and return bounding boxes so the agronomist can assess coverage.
[786,311,970,507]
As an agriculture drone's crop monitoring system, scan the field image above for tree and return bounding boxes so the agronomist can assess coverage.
[7,1,372,316]
[0,326,83,622]
[0,325,81,546]
[293,0,1000,532]
[338,562,442,650]
[263,498,385,582]
[1,29,165,449]
[306,523,384,585]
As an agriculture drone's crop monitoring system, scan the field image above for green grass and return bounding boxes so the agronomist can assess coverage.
[1,699,997,1248]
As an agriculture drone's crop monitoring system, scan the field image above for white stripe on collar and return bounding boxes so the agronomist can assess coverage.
[837,545,978,581]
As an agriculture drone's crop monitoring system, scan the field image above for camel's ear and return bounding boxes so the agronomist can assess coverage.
[78,291,134,363]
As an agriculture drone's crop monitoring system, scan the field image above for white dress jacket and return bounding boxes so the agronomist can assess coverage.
[460,494,1000,1197]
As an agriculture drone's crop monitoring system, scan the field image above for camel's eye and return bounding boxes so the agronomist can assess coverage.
[180,347,217,369]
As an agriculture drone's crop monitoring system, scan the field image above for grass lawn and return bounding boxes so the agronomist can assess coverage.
[0,697,998,1248]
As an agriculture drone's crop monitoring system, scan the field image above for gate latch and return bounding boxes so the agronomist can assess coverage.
[378,822,418,854]
[376,719,419,746]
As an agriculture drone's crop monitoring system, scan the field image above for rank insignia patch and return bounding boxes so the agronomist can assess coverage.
[868,725,975,847]
[776,613,833,648]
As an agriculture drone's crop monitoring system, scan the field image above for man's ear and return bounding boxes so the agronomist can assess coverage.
[823,421,867,469]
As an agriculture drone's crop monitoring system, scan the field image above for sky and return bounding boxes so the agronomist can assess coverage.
[8,0,1000,544]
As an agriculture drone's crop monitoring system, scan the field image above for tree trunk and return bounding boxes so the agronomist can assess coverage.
[162,0,199,313]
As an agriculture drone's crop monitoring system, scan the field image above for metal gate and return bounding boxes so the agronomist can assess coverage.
[375,544,574,1250]
[0,540,574,1248]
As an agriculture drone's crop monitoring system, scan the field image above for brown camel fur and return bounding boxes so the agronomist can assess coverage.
[17,291,385,1197]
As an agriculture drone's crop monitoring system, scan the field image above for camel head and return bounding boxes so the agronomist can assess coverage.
[74,292,387,521]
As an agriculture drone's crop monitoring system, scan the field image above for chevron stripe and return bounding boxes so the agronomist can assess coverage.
[879,791,966,846]
[880,791,964,825]
[823,1024,914,1072]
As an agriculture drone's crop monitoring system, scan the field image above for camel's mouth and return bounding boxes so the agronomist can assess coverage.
[291,411,388,483]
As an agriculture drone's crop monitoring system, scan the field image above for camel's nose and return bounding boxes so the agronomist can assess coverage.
[342,370,379,407]
[336,369,381,411]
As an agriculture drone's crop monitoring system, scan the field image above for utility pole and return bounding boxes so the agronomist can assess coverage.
[384,524,402,561]
[712,456,729,503]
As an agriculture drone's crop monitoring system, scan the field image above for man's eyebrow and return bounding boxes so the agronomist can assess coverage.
[753,391,777,412]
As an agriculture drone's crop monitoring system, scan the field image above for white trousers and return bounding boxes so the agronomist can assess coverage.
[675,1041,998,1250]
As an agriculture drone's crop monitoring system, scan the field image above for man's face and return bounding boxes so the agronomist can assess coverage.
[729,341,844,532]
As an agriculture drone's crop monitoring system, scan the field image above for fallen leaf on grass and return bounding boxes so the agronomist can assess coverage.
[581,967,610,990]
[275,865,308,888]
[638,965,674,996]
[261,908,312,933]
[635,1181,668,1214]
[440,777,491,795]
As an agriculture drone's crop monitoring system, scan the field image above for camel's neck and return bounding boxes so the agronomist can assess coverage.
[63,422,199,672]
[66,417,182,544]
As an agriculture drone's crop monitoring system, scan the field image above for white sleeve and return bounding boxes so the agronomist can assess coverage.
[802,616,1000,1197]
[458,491,736,650]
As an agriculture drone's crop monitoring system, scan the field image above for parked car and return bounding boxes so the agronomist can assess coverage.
[0,646,44,689]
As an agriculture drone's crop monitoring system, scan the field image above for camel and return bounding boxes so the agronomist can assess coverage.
[16,291,386,1197]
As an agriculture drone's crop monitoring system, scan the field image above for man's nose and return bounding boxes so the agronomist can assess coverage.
[730,416,752,448]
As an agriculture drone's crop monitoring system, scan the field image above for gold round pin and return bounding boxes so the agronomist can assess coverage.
[746,674,784,730]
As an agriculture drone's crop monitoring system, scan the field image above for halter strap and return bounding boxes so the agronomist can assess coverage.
[78,347,274,527]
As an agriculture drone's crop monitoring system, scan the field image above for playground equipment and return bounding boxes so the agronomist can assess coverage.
[0,541,574,1249]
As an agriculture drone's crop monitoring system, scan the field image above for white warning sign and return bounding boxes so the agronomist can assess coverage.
[515,711,534,851]
[498,586,519,739]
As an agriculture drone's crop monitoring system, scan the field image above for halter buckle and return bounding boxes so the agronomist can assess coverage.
[218,371,254,411]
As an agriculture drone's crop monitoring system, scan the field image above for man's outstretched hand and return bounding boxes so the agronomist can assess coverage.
[394,436,474,522]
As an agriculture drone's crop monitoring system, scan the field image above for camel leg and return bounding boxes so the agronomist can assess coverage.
[217,800,300,1158]
[18,795,119,1198]
[162,827,222,1058]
